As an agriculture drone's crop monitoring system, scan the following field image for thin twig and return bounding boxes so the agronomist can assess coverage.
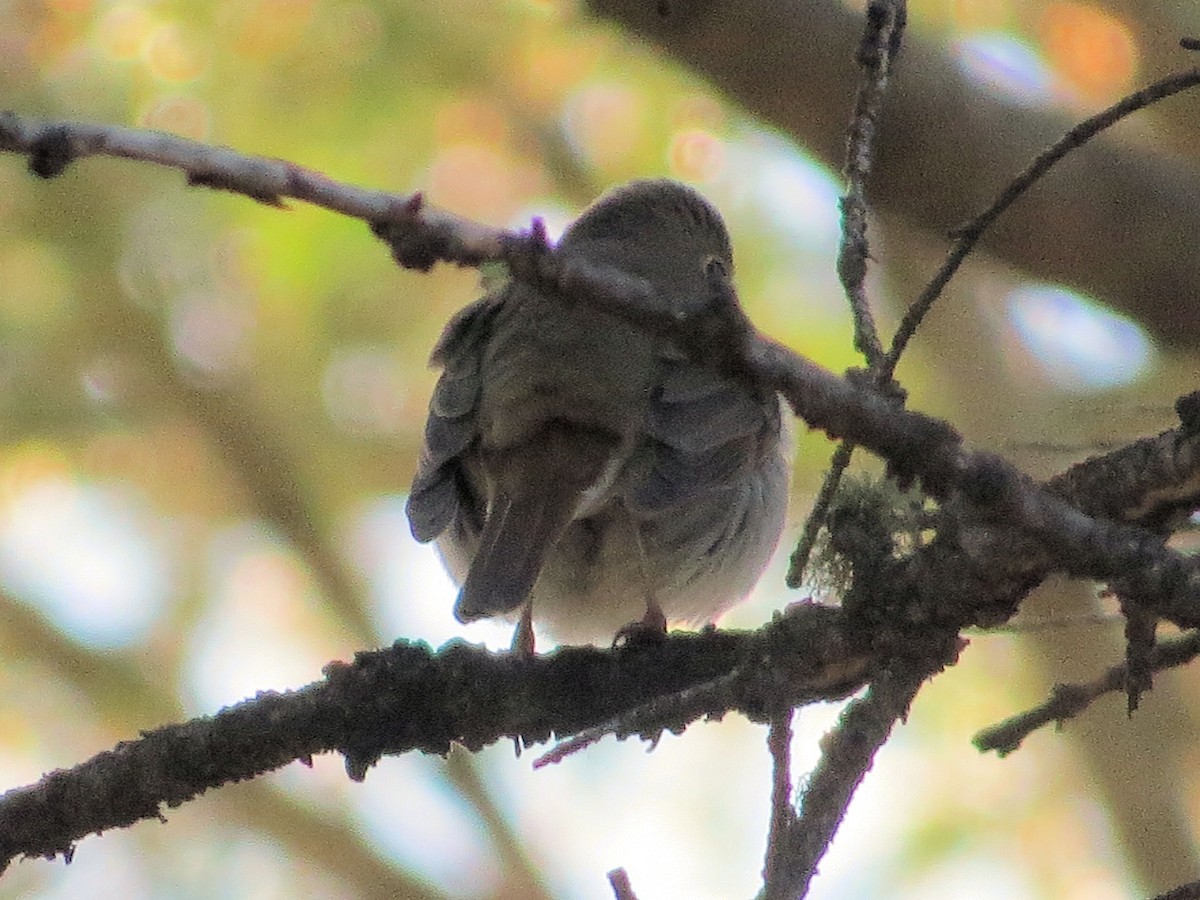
[762,711,797,889]
[1118,595,1157,713]
[533,671,742,768]
[837,0,906,370]
[762,665,927,899]
[974,630,1200,756]
[0,111,504,268]
[608,868,640,900]
[885,65,1200,370]
[787,442,855,587]
[790,0,906,587]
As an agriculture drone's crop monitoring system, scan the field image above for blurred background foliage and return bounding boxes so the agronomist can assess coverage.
[1,0,1199,898]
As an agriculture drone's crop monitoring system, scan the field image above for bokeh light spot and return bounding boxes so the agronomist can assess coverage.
[47,0,95,13]
[952,33,1057,107]
[0,441,70,503]
[79,357,125,408]
[426,144,517,222]
[29,11,90,69]
[561,82,646,171]
[221,0,316,61]
[669,93,724,132]
[96,3,156,62]
[516,35,600,112]
[1006,284,1153,391]
[735,132,841,250]
[0,468,170,648]
[143,22,208,83]
[351,757,499,894]
[168,290,254,379]
[321,345,411,437]
[186,525,338,711]
[434,97,509,149]
[668,129,725,183]
[1040,3,1138,100]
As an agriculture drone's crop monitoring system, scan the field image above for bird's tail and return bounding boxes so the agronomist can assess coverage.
[454,424,614,622]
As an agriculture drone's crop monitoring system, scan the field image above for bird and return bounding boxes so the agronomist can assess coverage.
[406,178,790,650]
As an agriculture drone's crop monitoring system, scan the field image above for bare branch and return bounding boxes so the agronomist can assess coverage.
[762,711,797,891]
[786,442,854,587]
[5,111,1200,634]
[790,0,905,588]
[607,868,640,900]
[533,670,742,768]
[0,111,504,269]
[886,65,1200,368]
[837,0,905,369]
[974,631,1200,756]
[762,664,929,898]
[0,605,868,870]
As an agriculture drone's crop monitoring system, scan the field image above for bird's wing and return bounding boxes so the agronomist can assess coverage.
[406,293,502,543]
[630,349,781,514]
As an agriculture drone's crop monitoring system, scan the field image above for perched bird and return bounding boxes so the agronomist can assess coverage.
[407,179,789,648]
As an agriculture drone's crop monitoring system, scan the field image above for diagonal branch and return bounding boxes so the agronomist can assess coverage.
[5,110,1200,636]
[761,663,929,899]
[974,631,1200,756]
[0,111,502,268]
[887,62,1200,367]
[762,710,798,891]
[585,0,1200,348]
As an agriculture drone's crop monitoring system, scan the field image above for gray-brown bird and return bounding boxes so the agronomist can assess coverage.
[407,179,789,649]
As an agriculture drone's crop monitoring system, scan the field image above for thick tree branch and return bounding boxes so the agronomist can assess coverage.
[0,606,867,871]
